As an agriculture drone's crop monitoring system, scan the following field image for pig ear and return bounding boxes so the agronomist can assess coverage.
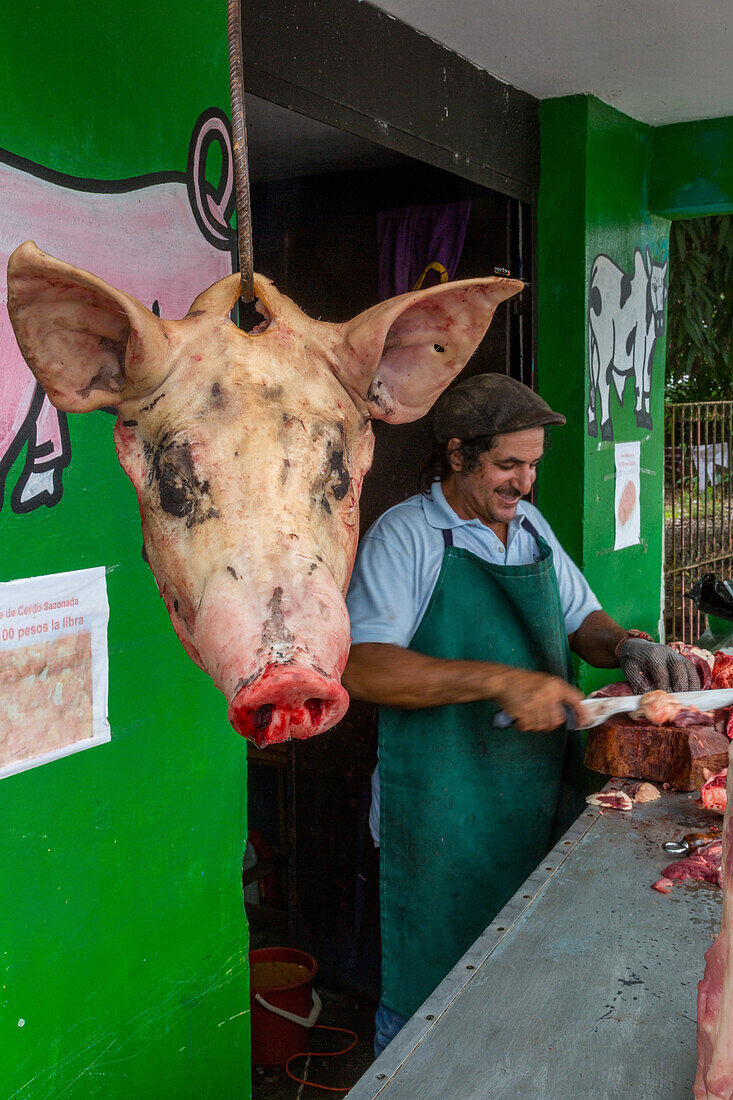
[7,241,170,413]
[338,277,524,423]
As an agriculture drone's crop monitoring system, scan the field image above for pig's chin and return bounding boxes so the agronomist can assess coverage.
[228,665,349,747]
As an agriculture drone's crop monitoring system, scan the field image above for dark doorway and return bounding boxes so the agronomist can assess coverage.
[245,145,534,985]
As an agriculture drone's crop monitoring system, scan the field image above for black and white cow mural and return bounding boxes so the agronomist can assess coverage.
[587,247,668,440]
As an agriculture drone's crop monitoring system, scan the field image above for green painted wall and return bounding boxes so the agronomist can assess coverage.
[537,96,670,691]
[1,5,250,1097]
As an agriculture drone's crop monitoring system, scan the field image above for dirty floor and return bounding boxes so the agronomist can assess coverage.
[251,985,378,1098]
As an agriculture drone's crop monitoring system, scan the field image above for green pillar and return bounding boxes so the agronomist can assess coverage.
[537,95,670,691]
[0,4,250,1095]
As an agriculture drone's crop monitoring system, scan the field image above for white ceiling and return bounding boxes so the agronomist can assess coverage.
[372,0,733,126]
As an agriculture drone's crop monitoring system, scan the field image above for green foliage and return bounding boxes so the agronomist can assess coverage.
[666,215,733,401]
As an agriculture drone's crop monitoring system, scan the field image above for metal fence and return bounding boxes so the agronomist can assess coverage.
[664,401,733,643]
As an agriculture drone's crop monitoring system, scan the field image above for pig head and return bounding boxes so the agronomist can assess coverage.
[7,241,522,746]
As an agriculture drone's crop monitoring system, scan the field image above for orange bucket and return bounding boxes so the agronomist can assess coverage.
[250,947,321,1065]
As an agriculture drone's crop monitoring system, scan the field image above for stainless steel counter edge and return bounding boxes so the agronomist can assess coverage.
[346,800,605,1099]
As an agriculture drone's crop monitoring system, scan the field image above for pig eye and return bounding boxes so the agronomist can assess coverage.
[148,440,219,529]
[434,344,445,353]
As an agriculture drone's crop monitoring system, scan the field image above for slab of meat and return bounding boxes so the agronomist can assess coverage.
[6,241,522,745]
[584,718,730,791]
[695,748,733,1097]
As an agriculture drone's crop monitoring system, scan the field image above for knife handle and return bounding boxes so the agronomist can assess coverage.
[493,706,578,731]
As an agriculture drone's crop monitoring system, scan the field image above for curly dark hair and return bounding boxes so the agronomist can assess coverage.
[420,435,496,493]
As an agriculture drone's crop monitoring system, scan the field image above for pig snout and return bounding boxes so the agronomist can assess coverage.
[229,665,348,747]
[193,568,351,747]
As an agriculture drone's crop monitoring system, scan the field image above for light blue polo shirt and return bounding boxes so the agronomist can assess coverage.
[347,480,600,648]
[346,480,602,846]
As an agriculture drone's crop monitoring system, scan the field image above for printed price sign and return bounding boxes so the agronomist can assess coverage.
[0,566,110,779]
[614,441,641,551]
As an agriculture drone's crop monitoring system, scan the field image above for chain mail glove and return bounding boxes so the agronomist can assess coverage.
[617,637,700,694]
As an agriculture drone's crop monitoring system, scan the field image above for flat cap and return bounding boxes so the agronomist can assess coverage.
[432,373,566,443]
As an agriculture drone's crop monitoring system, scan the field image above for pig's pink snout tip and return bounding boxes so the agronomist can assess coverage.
[228,664,349,746]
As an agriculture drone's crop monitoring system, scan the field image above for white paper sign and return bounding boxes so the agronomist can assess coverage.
[0,566,110,779]
[614,441,641,551]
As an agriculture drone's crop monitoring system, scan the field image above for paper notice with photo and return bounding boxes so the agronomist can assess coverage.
[0,566,110,779]
[614,441,641,550]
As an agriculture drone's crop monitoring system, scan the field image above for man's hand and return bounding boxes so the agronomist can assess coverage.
[617,638,699,693]
[492,667,585,732]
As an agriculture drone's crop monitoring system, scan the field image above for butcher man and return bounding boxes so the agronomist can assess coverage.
[342,373,696,1055]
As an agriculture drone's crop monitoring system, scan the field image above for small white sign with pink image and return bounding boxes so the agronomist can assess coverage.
[0,566,110,779]
[614,440,641,551]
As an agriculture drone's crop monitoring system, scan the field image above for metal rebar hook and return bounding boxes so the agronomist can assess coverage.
[227,0,255,303]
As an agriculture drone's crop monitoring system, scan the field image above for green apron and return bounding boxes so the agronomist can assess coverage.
[379,521,575,1019]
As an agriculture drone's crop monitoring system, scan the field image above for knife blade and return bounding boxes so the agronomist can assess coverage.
[494,687,733,731]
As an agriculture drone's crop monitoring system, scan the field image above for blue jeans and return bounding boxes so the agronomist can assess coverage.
[374,1001,408,1058]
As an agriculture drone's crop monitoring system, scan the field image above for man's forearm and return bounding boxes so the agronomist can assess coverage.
[569,609,628,667]
[342,643,510,709]
[343,643,585,730]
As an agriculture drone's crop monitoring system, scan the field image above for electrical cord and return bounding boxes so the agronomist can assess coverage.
[285,1025,359,1093]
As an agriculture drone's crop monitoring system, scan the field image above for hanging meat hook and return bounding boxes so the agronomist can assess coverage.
[227,0,255,302]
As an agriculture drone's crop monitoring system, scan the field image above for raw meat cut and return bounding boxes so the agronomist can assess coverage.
[632,781,660,803]
[662,840,723,887]
[675,709,717,728]
[702,769,729,815]
[585,790,633,811]
[6,241,521,745]
[634,689,686,725]
[695,750,733,1098]
[712,652,733,690]
[633,689,714,727]
[591,679,715,726]
[592,681,636,698]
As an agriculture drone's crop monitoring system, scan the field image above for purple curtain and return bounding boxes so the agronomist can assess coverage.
[377,201,472,300]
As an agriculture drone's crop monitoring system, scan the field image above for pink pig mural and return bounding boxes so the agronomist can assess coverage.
[0,108,236,513]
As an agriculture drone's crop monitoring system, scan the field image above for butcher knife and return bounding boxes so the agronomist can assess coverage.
[494,687,733,731]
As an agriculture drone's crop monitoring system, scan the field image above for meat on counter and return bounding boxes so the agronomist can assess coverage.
[585,791,634,812]
[701,768,728,815]
[632,781,661,803]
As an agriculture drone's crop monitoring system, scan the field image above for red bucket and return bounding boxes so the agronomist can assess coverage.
[250,947,320,1065]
